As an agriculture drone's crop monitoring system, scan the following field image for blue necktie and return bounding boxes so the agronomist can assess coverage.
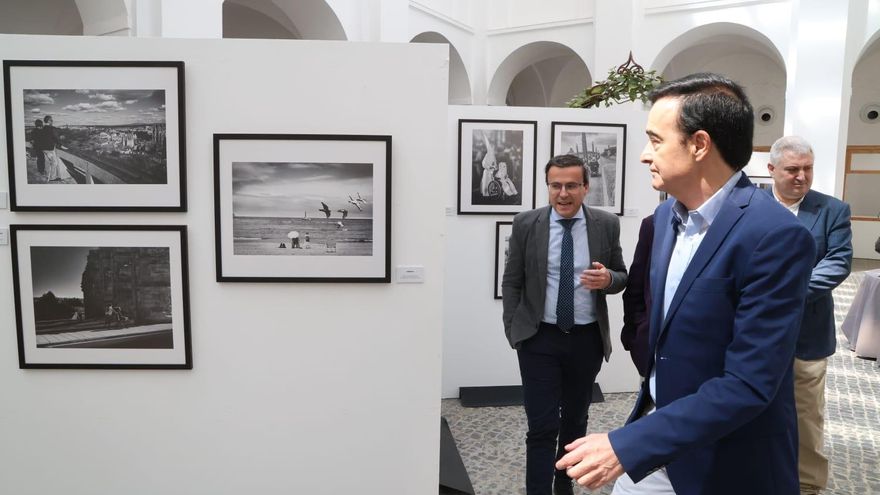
[556,218,576,331]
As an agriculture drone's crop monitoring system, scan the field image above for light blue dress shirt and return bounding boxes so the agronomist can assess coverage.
[543,207,598,326]
[649,171,743,404]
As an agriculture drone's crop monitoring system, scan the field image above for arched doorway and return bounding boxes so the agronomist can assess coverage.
[487,41,590,107]
[223,0,346,40]
[652,23,786,147]
[411,31,472,104]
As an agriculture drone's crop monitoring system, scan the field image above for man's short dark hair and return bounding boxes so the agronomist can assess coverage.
[647,72,754,171]
[545,154,589,185]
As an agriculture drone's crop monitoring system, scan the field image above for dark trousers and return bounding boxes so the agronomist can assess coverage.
[36,151,45,173]
[516,321,604,495]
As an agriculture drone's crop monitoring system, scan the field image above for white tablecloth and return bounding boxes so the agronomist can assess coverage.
[842,269,880,360]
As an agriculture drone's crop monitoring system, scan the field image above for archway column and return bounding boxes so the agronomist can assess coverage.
[784,0,865,196]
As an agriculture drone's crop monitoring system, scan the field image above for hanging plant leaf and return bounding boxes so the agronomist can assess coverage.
[567,52,663,109]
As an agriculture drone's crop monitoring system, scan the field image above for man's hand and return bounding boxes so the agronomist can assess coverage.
[555,433,624,490]
[581,262,611,290]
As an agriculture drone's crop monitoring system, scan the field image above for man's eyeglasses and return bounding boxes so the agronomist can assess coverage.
[547,182,584,192]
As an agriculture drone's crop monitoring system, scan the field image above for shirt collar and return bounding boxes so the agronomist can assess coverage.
[550,205,586,223]
[771,185,805,212]
[671,170,742,228]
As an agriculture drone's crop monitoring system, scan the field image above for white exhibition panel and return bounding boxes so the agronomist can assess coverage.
[0,34,448,495]
[443,104,652,398]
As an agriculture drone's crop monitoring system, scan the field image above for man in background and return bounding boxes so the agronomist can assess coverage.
[767,135,853,495]
[502,154,627,495]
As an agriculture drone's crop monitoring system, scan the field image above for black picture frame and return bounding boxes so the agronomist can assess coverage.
[458,119,537,215]
[10,225,192,369]
[494,221,513,299]
[3,60,186,211]
[213,133,392,283]
[550,121,626,215]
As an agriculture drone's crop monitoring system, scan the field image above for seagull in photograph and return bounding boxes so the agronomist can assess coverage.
[336,221,345,229]
[355,192,368,205]
[337,209,348,219]
[347,197,362,211]
[318,202,332,218]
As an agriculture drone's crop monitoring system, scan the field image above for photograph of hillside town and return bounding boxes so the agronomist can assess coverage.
[23,89,168,185]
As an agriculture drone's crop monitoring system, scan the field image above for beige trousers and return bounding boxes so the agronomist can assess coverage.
[793,357,829,492]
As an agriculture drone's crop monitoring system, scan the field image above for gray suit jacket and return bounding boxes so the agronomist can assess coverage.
[502,205,627,360]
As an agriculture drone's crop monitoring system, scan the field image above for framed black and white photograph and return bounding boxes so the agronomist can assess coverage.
[3,60,186,211]
[214,134,391,282]
[493,221,513,299]
[458,119,536,215]
[550,122,626,215]
[10,225,192,369]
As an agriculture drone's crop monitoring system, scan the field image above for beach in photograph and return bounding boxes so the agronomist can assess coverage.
[233,216,372,256]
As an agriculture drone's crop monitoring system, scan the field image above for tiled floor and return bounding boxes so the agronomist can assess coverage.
[442,260,880,494]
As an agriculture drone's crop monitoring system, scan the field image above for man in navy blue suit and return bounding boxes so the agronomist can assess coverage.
[555,73,816,494]
[767,135,852,495]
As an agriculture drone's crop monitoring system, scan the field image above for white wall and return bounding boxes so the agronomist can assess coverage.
[442,104,653,398]
[0,34,448,495]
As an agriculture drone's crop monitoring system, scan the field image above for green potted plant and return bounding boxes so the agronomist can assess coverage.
[568,52,663,108]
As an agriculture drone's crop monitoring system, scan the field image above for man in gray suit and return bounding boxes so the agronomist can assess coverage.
[502,154,627,495]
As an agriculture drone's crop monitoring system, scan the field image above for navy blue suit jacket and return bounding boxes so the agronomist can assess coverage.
[621,215,653,376]
[791,189,852,360]
[608,175,816,495]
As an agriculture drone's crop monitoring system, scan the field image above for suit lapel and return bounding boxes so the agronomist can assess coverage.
[584,205,600,264]
[535,207,550,295]
[797,190,820,232]
[658,175,752,339]
[648,202,676,364]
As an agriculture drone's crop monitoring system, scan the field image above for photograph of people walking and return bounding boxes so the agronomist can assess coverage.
[10,225,192,369]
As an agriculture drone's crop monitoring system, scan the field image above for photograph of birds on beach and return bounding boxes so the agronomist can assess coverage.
[232,161,373,256]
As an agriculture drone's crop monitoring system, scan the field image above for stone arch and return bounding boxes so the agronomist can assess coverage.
[651,23,787,147]
[410,31,472,105]
[223,0,346,40]
[487,41,591,107]
[847,30,880,145]
[0,0,132,36]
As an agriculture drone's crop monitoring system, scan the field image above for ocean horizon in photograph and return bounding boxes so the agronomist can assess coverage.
[232,161,374,256]
[23,88,168,185]
[29,245,173,349]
